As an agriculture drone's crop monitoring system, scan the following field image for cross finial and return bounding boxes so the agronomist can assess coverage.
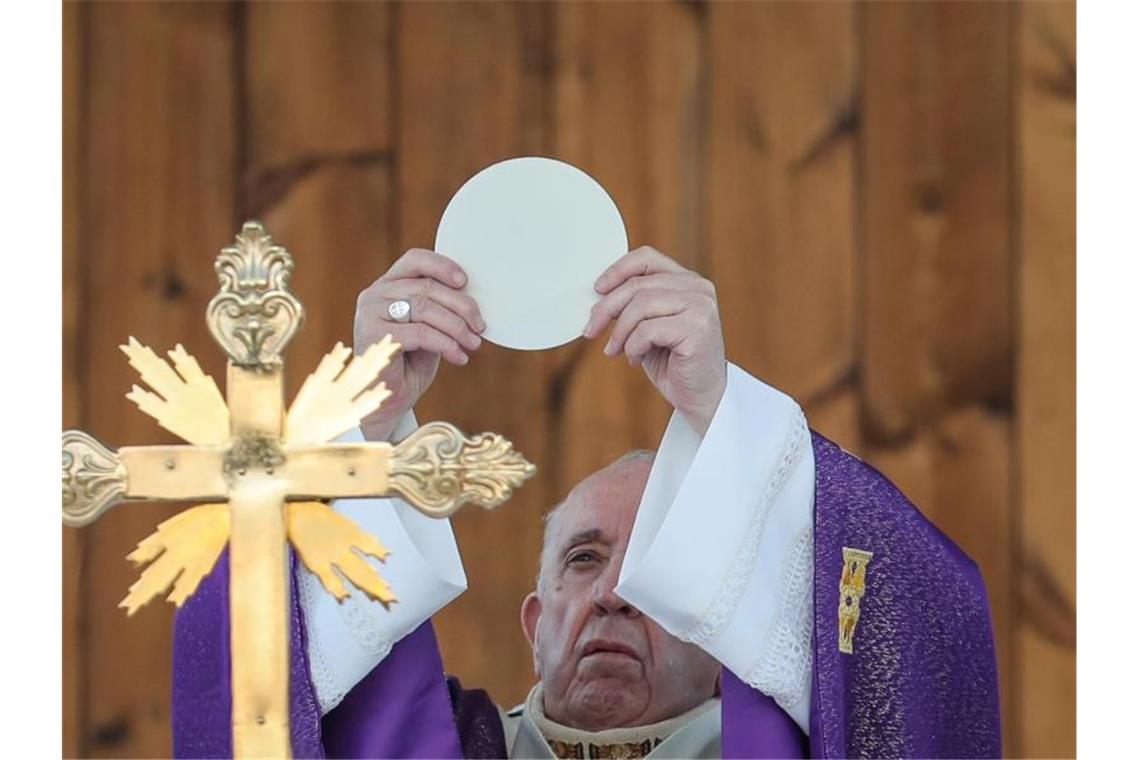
[207,220,303,367]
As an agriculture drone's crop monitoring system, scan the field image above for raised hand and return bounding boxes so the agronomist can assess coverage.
[582,246,727,435]
[354,248,485,441]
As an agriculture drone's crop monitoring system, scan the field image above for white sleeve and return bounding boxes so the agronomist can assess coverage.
[297,412,468,715]
[615,363,815,733]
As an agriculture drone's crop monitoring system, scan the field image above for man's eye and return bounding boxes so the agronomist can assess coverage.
[567,551,597,565]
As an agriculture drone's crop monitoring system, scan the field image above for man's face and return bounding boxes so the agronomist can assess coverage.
[521,456,720,731]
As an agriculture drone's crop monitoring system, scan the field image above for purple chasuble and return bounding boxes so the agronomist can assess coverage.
[808,432,1001,757]
[172,431,1000,758]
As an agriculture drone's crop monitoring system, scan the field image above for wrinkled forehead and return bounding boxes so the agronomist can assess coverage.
[552,457,653,547]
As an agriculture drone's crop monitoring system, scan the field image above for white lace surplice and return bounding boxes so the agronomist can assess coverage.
[615,363,814,732]
[297,412,468,714]
[299,363,815,733]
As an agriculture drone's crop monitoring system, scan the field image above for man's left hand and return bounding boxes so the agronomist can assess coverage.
[583,246,727,435]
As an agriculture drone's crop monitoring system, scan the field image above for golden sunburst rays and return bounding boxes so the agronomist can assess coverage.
[285,337,399,446]
[287,501,396,606]
[280,339,401,606]
[117,337,404,615]
[120,503,231,615]
[121,338,230,445]
[122,500,396,614]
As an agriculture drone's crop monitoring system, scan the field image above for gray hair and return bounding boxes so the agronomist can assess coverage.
[535,449,655,595]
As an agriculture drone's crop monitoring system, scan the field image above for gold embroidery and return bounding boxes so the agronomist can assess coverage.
[838,547,873,654]
[547,740,585,759]
[547,739,662,759]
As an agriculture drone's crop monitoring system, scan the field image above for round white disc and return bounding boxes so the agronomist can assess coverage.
[434,157,628,351]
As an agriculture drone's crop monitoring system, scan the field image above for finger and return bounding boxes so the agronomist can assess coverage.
[594,246,687,295]
[377,295,481,352]
[623,314,697,363]
[383,322,469,366]
[382,248,468,289]
[604,289,692,356]
[375,277,485,333]
[583,272,703,338]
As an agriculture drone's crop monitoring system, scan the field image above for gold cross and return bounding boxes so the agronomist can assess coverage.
[61,221,535,758]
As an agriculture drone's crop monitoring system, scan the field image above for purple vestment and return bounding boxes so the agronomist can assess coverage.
[172,432,1001,758]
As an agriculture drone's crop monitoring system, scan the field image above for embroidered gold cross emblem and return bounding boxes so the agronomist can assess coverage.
[838,547,873,654]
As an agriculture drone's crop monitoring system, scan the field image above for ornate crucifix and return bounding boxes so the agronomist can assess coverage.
[62,221,535,757]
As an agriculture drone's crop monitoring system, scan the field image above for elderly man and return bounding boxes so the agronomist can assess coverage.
[173,248,1001,758]
[508,449,724,757]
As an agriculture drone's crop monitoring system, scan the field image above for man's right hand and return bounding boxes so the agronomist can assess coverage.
[354,248,485,442]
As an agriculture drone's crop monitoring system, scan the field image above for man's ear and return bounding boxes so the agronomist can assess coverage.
[521,592,542,675]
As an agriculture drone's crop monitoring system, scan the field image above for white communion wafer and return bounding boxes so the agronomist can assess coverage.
[434,156,628,351]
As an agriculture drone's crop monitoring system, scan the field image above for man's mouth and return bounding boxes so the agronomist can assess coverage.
[582,639,640,661]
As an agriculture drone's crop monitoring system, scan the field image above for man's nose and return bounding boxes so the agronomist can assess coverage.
[591,562,639,617]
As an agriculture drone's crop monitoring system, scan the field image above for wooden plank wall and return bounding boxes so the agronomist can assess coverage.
[861,2,1018,749]
[61,2,1076,757]
[1016,2,1077,755]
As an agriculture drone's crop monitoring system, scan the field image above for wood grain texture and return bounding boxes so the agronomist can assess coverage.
[804,387,861,458]
[1015,2,1076,756]
[706,1,857,408]
[62,2,84,755]
[245,1,392,179]
[859,2,1017,749]
[861,2,1015,442]
[80,3,236,756]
